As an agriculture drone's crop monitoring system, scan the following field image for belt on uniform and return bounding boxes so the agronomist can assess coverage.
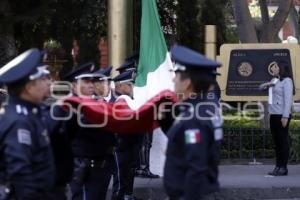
[88,158,106,168]
[75,157,108,168]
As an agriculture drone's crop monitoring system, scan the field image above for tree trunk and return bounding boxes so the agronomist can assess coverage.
[260,0,293,42]
[259,0,269,25]
[232,0,258,43]
[289,6,300,39]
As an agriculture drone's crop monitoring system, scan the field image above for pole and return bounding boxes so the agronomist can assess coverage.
[108,0,133,76]
[205,25,217,60]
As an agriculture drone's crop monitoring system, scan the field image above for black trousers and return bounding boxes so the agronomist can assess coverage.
[112,135,143,200]
[48,186,68,200]
[269,114,291,168]
[138,133,153,169]
[70,156,113,200]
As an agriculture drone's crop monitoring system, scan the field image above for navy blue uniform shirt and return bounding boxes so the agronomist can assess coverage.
[163,94,222,200]
[70,95,116,158]
[42,103,74,186]
[0,97,55,199]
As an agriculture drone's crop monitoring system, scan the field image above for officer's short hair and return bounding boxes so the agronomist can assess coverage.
[7,79,28,97]
[179,68,215,94]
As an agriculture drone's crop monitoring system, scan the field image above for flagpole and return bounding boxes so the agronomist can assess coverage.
[205,25,217,60]
[108,0,133,76]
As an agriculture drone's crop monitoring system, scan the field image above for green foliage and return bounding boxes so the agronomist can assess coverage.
[176,0,203,52]
[0,0,107,69]
[224,27,240,43]
[222,114,300,162]
[224,116,260,128]
[43,39,62,50]
[174,0,229,52]
[157,0,177,46]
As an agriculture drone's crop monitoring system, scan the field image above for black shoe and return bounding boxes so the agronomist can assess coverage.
[136,169,160,178]
[268,167,288,176]
[275,167,288,176]
[268,166,279,176]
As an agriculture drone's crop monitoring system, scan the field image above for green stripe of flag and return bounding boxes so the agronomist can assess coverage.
[135,0,168,87]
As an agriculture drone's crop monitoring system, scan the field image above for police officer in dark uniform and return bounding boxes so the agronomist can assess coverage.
[0,49,56,200]
[122,53,159,179]
[92,66,114,102]
[41,88,75,200]
[111,70,143,200]
[41,104,75,200]
[64,63,116,200]
[163,45,223,200]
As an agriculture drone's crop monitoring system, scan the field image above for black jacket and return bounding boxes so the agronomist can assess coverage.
[0,97,55,199]
[163,95,222,200]
[42,104,75,186]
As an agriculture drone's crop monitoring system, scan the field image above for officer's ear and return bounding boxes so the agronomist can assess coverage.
[182,78,192,91]
[24,80,34,93]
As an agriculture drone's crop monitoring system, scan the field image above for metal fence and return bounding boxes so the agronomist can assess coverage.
[221,128,300,163]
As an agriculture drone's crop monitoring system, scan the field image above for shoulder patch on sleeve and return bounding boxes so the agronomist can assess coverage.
[185,129,201,144]
[17,129,32,145]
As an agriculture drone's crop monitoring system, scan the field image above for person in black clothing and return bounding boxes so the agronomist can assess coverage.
[41,88,75,200]
[119,53,159,179]
[64,62,116,200]
[260,62,294,176]
[111,70,143,200]
[135,132,160,178]
[0,49,56,200]
[163,45,223,200]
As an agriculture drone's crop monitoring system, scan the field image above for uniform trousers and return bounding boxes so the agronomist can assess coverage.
[112,135,143,200]
[269,114,291,168]
[70,156,113,200]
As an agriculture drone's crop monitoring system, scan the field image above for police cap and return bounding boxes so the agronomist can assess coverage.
[113,70,135,84]
[116,61,136,74]
[63,62,95,81]
[92,66,113,81]
[0,48,50,85]
[171,45,221,73]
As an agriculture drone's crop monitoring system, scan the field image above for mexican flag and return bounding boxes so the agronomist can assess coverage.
[133,0,174,108]
[63,0,174,132]
[63,0,174,176]
[133,0,174,176]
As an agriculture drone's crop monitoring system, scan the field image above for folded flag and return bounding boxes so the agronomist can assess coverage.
[64,90,177,134]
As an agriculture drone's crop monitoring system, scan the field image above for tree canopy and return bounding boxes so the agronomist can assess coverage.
[3,0,295,68]
[232,0,294,43]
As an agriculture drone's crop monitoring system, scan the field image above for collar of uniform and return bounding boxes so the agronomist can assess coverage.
[176,94,211,113]
[114,91,122,98]
[8,96,41,115]
[183,92,211,103]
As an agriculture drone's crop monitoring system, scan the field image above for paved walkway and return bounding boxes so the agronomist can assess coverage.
[219,164,300,188]
[107,165,300,200]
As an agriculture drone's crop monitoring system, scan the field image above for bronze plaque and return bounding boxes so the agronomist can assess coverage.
[226,49,293,96]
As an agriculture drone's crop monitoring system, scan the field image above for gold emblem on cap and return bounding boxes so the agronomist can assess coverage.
[268,61,278,76]
[238,62,253,77]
